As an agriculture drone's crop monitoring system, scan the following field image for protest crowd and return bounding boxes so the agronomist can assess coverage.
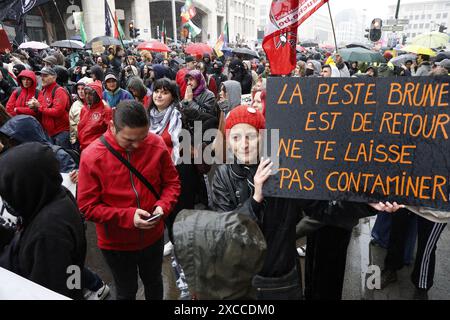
[0,19,450,301]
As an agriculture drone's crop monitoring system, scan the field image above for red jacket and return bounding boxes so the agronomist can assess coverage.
[78,82,112,151]
[176,67,189,100]
[37,82,70,137]
[6,70,39,118]
[77,129,181,251]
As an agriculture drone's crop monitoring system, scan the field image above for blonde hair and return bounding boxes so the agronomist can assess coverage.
[140,50,153,63]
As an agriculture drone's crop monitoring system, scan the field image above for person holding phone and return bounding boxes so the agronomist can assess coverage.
[77,100,180,300]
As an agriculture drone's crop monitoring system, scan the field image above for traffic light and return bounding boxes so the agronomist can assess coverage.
[364,28,370,39]
[402,34,407,45]
[369,18,382,42]
[129,22,134,38]
[439,24,447,33]
[134,28,140,38]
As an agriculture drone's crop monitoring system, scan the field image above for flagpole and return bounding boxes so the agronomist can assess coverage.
[52,0,73,49]
[172,0,178,43]
[104,0,130,66]
[327,1,339,53]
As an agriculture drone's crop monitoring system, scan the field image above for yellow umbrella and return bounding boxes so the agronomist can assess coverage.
[401,45,436,57]
[411,31,449,49]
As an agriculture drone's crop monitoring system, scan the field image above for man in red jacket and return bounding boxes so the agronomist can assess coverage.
[77,100,180,300]
[78,82,112,152]
[5,70,40,118]
[27,67,70,149]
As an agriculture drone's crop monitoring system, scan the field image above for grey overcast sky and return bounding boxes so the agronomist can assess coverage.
[327,0,438,18]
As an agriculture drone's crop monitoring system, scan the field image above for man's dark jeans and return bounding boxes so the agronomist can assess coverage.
[101,237,164,300]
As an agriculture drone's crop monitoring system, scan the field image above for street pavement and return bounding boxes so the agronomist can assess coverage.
[84,216,450,300]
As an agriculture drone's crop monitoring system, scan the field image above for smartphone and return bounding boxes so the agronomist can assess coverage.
[146,213,163,222]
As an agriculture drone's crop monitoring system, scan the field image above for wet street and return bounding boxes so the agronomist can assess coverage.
[84,216,450,300]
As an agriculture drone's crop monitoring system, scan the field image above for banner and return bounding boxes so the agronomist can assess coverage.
[263,0,328,75]
[0,0,50,23]
[263,76,450,209]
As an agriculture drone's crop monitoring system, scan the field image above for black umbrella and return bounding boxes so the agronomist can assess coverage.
[301,40,318,47]
[51,40,85,49]
[85,36,122,49]
[232,47,259,59]
[345,43,371,50]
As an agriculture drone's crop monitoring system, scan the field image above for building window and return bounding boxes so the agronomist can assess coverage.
[419,23,424,28]
[421,14,425,19]
[412,33,416,37]
[444,13,448,19]
[436,13,441,19]
[425,23,429,29]
[427,14,431,19]
[415,15,419,19]
[413,24,418,29]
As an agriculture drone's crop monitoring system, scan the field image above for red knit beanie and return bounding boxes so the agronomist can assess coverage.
[225,105,265,131]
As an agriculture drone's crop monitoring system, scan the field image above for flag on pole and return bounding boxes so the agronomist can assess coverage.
[262,0,329,75]
[180,0,197,25]
[80,15,87,44]
[214,23,229,57]
[114,11,125,39]
[0,0,49,23]
[104,0,112,36]
[185,20,201,38]
[161,20,166,43]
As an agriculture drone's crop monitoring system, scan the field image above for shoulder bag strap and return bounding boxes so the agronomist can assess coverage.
[99,135,160,200]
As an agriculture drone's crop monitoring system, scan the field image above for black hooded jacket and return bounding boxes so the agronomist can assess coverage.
[228,59,253,94]
[0,143,86,299]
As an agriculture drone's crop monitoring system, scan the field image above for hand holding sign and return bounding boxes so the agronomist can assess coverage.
[253,157,273,203]
[369,201,405,213]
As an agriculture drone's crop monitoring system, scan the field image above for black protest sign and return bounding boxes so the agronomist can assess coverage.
[263,76,450,209]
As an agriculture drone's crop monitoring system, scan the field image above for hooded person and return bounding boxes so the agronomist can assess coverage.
[127,76,152,110]
[211,61,228,93]
[173,206,267,300]
[202,53,213,74]
[78,82,112,152]
[181,70,217,117]
[0,142,86,299]
[152,64,175,81]
[0,115,77,173]
[11,64,26,78]
[228,58,252,94]
[217,80,242,115]
[306,60,321,77]
[69,77,94,147]
[5,70,40,118]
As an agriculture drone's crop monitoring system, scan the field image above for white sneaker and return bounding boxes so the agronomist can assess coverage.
[164,241,174,256]
[297,244,306,257]
[84,282,110,300]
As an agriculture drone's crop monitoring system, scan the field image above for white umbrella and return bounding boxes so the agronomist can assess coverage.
[19,41,49,50]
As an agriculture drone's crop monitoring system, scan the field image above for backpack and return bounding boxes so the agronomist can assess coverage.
[14,87,40,99]
[51,85,73,111]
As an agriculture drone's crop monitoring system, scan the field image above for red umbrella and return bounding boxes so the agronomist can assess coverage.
[184,43,213,56]
[137,40,170,52]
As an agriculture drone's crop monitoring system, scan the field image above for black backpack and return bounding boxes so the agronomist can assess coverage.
[14,87,40,99]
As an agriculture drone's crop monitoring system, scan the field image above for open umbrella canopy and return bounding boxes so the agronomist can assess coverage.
[296,45,307,53]
[401,45,436,57]
[85,36,122,49]
[411,31,449,49]
[389,53,417,67]
[137,40,170,52]
[345,43,371,50]
[301,40,318,47]
[51,40,85,49]
[338,47,386,63]
[184,43,213,56]
[18,41,49,50]
[232,47,259,59]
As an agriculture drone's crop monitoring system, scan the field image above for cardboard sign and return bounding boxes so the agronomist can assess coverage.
[0,29,12,53]
[263,76,450,209]
[91,40,104,55]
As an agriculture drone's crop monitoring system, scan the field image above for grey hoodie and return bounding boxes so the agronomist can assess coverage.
[218,80,242,114]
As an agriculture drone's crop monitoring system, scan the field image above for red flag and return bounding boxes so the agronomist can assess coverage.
[114,11,119,39]
[262,0,329,75]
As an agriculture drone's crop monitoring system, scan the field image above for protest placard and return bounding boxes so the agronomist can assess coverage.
[263,76,450,209]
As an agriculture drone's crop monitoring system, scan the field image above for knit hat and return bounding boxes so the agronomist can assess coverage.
[225,105,265,131]
[383,51,393,60]
[185,55,195,63]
